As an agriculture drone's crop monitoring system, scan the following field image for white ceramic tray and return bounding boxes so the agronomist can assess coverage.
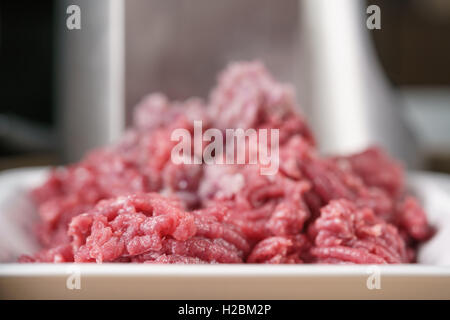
[1,167,450,299]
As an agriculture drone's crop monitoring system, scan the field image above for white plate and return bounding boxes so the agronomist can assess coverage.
[0,167,450,299]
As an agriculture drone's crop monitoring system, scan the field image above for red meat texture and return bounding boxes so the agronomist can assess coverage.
[21,61,432,264]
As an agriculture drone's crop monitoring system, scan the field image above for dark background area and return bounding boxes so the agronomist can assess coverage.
[370,0,450,85]
[0,1,54,126]
[0,0,55,167]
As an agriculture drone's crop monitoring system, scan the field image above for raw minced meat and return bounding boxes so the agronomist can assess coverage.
[199,164,311,241]
[20,61,432,264]
[22,193,249,263]
[309,199,408,264]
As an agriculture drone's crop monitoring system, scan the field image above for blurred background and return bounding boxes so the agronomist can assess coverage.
[0,0,449,172]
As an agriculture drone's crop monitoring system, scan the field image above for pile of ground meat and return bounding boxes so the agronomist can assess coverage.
[20,61,433,264]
